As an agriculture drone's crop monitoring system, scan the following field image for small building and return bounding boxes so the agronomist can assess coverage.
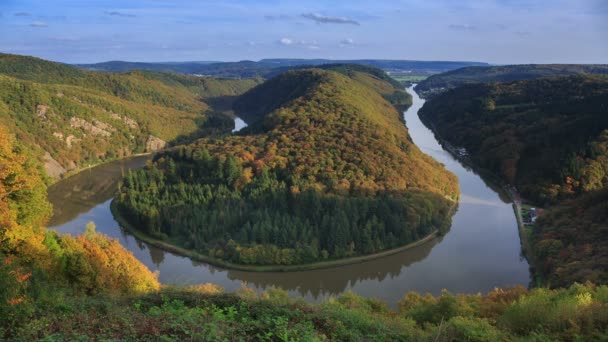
[455,147,468,157]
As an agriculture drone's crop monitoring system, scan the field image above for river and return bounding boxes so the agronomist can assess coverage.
[47,86,530,305]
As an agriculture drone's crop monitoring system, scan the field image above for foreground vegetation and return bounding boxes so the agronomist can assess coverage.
[415,64,608,98]
[0,53,260,179]
[116,67,458,266]
[3,282,608,341]
[420,75,608,287]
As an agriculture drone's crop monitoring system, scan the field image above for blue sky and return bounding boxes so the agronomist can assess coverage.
[1,0,606,64]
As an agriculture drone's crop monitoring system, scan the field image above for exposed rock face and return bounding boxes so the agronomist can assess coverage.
[43,151,67,180]
[109,112,139,129]
[65,135,80,148]
[36,105,49,120]
[69,117,114,137]
[145,135,166,152]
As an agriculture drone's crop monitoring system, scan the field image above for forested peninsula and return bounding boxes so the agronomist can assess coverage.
[115,67,458,267]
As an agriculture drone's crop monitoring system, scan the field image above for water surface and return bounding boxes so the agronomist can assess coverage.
[48,87,530,304]
[232,117,248,132]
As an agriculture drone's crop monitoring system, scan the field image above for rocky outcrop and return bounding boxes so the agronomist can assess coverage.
[43,151,67,179]
[36,105,49,120]
[65,135,80,148]
[69,117,114,137]
[145,135,166,152]
[109,112,139,129]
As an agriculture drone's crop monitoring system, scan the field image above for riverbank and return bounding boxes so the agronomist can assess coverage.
[52,151,156,184]
[418,115,539,285]
[111,200,458,272]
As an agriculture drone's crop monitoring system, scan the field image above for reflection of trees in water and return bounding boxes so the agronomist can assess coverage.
[223,236,443,299]
[47,156,150,226]
[49,154,455,300]
[148,246,166,266]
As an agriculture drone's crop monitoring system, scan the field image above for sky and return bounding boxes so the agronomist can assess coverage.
[0,0,607,64]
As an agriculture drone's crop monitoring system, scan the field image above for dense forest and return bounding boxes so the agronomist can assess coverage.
[415,64,608,98]
[419,75,608,286]
[0,53,260,179]
[116,68,458,266]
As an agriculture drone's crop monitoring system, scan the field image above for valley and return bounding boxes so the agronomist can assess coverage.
[47,85,529,303]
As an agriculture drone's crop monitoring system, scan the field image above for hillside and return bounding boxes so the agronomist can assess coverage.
[115,68,458,267]
[0,53,260,179]
[415,64,608,98]
[0,124,159,333]
[419,75,608,285]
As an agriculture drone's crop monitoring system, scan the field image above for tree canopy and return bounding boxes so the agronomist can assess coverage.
[116,68,458,266]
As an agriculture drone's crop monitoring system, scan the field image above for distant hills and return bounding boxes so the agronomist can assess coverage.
[75,58,489,78]
[415,64,608,97]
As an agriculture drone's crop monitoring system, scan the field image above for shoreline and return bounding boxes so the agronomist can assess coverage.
[52,151,156,184]
[417,114,538,284]
[111,199,456,273]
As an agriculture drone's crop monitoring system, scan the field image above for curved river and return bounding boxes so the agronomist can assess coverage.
[48,86,530,305]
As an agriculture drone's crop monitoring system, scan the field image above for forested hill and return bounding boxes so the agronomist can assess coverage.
[0,53,260,179]
[116,68,458,267]
[415,64,608,98]
[419,75,608,286]
[234,64,412,125]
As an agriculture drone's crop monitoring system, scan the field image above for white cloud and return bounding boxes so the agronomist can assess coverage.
[340,38,355,47]
[30,21,48,27]
[279,37,293,45]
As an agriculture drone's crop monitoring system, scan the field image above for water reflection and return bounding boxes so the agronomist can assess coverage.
[232,117,248,132]
[48,87,530,305]
[47,155,151,226]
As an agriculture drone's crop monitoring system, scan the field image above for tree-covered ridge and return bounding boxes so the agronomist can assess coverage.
[234,65,412,125]
[116,69,458,266]
[420,76,608,203]
[0,53,260,178]
[419,75,608,287]
[415,64,608,97]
